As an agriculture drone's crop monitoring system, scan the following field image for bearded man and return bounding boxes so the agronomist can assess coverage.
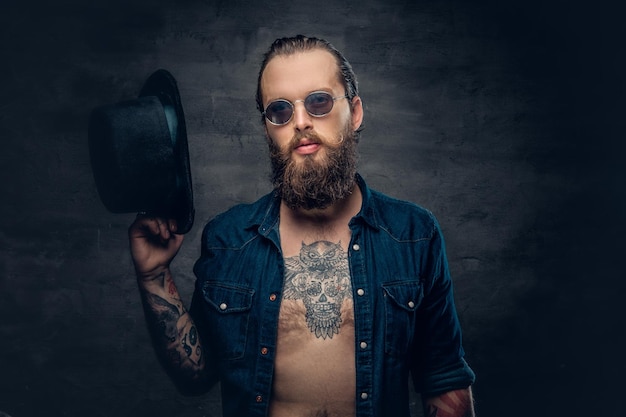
[129,35,476,417]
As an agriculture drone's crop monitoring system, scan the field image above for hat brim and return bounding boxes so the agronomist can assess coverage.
[139,70,194,234]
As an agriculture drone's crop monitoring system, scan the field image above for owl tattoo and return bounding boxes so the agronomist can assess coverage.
[283,241,353,339]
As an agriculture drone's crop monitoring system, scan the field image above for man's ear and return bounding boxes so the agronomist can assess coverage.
[350,96,363,132]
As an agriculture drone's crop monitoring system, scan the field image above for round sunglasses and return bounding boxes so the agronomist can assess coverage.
[263,91,348,125]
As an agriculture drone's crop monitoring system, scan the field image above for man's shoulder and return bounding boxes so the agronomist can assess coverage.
[358,174,435,225]
[367,187,439,240]
[369,187,434,219]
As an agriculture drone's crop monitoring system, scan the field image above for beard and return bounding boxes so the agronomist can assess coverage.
[268,122,358,210]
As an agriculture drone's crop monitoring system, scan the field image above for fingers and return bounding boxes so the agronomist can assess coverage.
[128,214,184,279]
[168,218,180,235]
[130,214,178,243]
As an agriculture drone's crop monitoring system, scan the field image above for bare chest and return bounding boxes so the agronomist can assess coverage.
[270,239,356,415]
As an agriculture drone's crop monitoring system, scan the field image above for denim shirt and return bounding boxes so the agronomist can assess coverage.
[190,174,475,417]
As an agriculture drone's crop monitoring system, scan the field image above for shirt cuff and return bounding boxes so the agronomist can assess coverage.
[415,358,476,397]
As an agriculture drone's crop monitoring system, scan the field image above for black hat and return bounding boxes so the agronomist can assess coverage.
[88,69,194,234]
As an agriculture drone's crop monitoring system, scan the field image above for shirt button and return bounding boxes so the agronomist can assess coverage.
[255,395,263,403]
[269,293,277,302]
[360,392,368,400]
[360,341,367,349]
[219,303,227,310]
[408,301,415,308]
[357,288,365,296]
[352,243,360,251]
[261,347,269,355]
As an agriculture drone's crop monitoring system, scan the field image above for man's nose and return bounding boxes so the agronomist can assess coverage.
[293,101,313,131]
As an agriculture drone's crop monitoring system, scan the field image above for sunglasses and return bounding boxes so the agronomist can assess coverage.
[263,91,348,126]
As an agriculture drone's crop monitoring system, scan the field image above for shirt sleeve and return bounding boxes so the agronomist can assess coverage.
[410,216,475,397]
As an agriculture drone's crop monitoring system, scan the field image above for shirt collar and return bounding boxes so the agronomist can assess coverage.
[352,173,380,229]
[247,173,380,235]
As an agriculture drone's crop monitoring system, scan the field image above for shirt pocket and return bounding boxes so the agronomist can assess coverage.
[201,281,255,360]
[382,280,423,357]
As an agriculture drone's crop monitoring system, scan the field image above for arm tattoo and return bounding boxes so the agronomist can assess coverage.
[140,274,204,375]
[426,406,473,417]
[424,389,475,417]
[143,292,182,343]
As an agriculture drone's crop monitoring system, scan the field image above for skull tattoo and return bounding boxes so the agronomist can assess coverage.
[283,241,353,339]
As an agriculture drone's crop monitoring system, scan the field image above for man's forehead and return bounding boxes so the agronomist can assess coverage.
[261,49,341,99]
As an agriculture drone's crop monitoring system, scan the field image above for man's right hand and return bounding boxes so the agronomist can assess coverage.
[128,214,209,393]
[128,214,184,281]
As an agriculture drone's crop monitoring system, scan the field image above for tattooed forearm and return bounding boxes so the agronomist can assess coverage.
[138,271,205,384]
[143,291,183,342]
[142,291,203,364]
[135,267,210,394]
[424,388,475,417]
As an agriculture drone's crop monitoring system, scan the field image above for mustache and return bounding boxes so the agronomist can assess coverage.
[289,130,322,148]
[288,130,344,151]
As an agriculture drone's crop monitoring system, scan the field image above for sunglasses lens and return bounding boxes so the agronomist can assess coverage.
[264,92,338,125]
[305,92,334,116]
[265,100,293,125]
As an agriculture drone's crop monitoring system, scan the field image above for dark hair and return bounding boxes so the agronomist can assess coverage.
[255,35,359,117]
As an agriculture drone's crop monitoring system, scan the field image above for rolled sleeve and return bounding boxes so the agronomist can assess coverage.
[411,219,475,396]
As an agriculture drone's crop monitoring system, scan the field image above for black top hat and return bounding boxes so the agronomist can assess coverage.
[88,69,194,234]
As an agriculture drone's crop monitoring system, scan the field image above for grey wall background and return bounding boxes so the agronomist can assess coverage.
[1,0,624,416]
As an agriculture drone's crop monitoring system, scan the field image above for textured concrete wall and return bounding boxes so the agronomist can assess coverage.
[1,0,624,416]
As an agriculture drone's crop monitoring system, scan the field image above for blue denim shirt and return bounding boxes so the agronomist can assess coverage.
[190,174,475,417]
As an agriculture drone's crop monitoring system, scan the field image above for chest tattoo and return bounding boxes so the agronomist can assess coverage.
[283,241,353,339]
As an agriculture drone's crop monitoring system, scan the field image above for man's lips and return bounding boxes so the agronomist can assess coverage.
[293,139,321,155]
